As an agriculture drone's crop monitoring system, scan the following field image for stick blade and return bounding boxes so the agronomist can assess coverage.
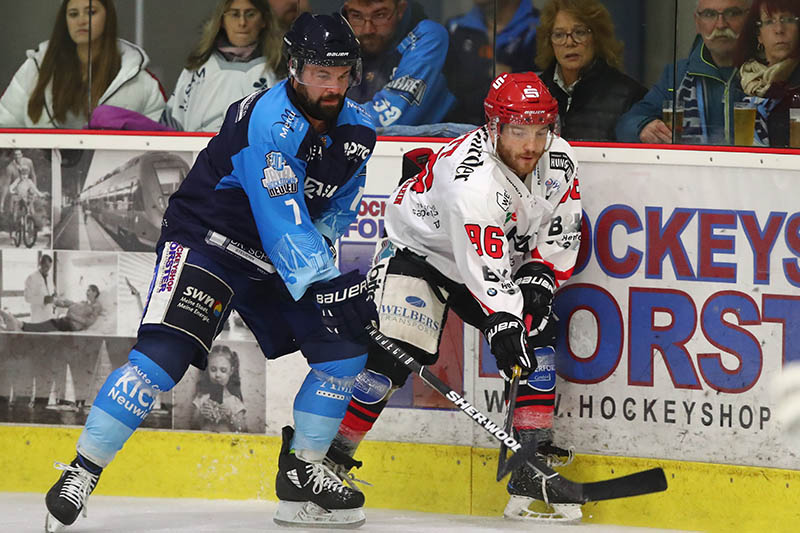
[581,467,668,502]
[496,441,538,481]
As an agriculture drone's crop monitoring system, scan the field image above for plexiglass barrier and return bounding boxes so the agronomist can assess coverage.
[0,1,798,148]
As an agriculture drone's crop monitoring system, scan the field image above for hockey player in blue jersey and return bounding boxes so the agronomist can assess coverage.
[45,13,377,530]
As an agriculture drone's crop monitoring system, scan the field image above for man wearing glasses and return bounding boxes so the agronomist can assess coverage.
[342,0,456,129]
[617,0,750,145]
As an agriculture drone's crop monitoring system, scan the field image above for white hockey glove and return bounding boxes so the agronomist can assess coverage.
[514,263,556,336]
[483,312,535,380]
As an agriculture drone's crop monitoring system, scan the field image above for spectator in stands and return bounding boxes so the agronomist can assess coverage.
[444,0,540,125]
[735,0,800,147]
[536,0,645,142]
[160,0,282,132]
[0,0,165,129]
[341,0,456,129]
[617,0,750,144]
[268,0,310,29]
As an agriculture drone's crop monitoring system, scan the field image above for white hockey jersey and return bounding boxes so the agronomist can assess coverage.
[386,126,582,319]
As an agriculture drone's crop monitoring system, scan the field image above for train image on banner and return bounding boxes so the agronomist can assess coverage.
[80,152,189,249]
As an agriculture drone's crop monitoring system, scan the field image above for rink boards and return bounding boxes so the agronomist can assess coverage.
[0,132,799,530]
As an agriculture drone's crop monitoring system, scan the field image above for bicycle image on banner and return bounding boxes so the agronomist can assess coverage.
[0,148,52,249]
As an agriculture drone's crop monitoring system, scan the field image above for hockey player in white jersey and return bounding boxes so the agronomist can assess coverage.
[330,72,583,522]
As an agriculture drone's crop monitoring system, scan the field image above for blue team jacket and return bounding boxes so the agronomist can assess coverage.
[159,80,376,301]
[615,38,745,144]
[346,2,456,127]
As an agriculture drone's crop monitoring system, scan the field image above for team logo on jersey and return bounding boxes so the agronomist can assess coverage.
[411,204,439,219]
[385,75,427,106]
[505,226,531,253]
[304,176,338,199]
[544,177,560,194]
[549,152,575,181]
[497,191,511,211]
[274,108,298,139]
[499,279,519,295]
[455,135,484,181]
[261,152,298,197]
[344,141,371,161]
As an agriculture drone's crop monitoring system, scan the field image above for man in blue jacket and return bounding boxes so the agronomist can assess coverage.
[342,0,456,128]
[44,13,377,531]
[616,0,750,144]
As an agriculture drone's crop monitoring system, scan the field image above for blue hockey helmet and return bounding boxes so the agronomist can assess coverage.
[283,12,362,88]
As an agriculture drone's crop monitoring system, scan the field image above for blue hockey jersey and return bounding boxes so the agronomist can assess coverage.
[346,2,456,127]
[159,80,376,301]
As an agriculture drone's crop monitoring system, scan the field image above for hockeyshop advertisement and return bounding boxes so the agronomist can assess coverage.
[476,155,799,470]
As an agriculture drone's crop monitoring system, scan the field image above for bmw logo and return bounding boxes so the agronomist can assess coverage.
[405,296,426,308]
[487,288,497,296]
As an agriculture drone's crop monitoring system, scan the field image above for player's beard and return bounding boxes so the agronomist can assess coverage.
[295,84,345,122]
[497,141,540,178]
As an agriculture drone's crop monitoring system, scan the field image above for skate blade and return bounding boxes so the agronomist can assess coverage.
[45,513,66,532]
[503,495,582,523]
[273,500,365,529]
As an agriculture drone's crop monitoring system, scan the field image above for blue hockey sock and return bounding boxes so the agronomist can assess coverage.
[292,354,367,461]
[77,350,176,467]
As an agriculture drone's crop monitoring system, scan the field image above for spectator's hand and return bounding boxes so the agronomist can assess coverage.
[639,119,674,144]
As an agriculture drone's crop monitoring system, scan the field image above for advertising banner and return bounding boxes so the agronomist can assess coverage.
[0,134,797,471]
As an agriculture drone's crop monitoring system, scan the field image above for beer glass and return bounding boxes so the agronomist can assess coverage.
[662,99,684,142]
[790,94,800,149]
[734,102,757,146]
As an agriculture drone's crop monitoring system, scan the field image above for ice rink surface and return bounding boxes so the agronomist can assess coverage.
[2,493,688,533]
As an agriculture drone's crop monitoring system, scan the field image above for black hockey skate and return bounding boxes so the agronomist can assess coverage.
[45,457,101,532]
[274,426,366,528]
[504,429,581,523]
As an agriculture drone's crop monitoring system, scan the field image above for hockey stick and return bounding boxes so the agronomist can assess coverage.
[366,324,668,504]
[496,365,522,481]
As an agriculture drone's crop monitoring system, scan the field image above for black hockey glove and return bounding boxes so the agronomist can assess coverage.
[514,262,556,336]
[483,312,535,380]
[311,270,377,343]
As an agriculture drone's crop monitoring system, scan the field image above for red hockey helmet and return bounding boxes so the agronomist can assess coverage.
[484,72,560,145]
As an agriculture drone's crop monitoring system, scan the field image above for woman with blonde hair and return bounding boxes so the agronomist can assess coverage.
[160,0,283,132]
[535,0,645,141]
[0,0,165,128]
